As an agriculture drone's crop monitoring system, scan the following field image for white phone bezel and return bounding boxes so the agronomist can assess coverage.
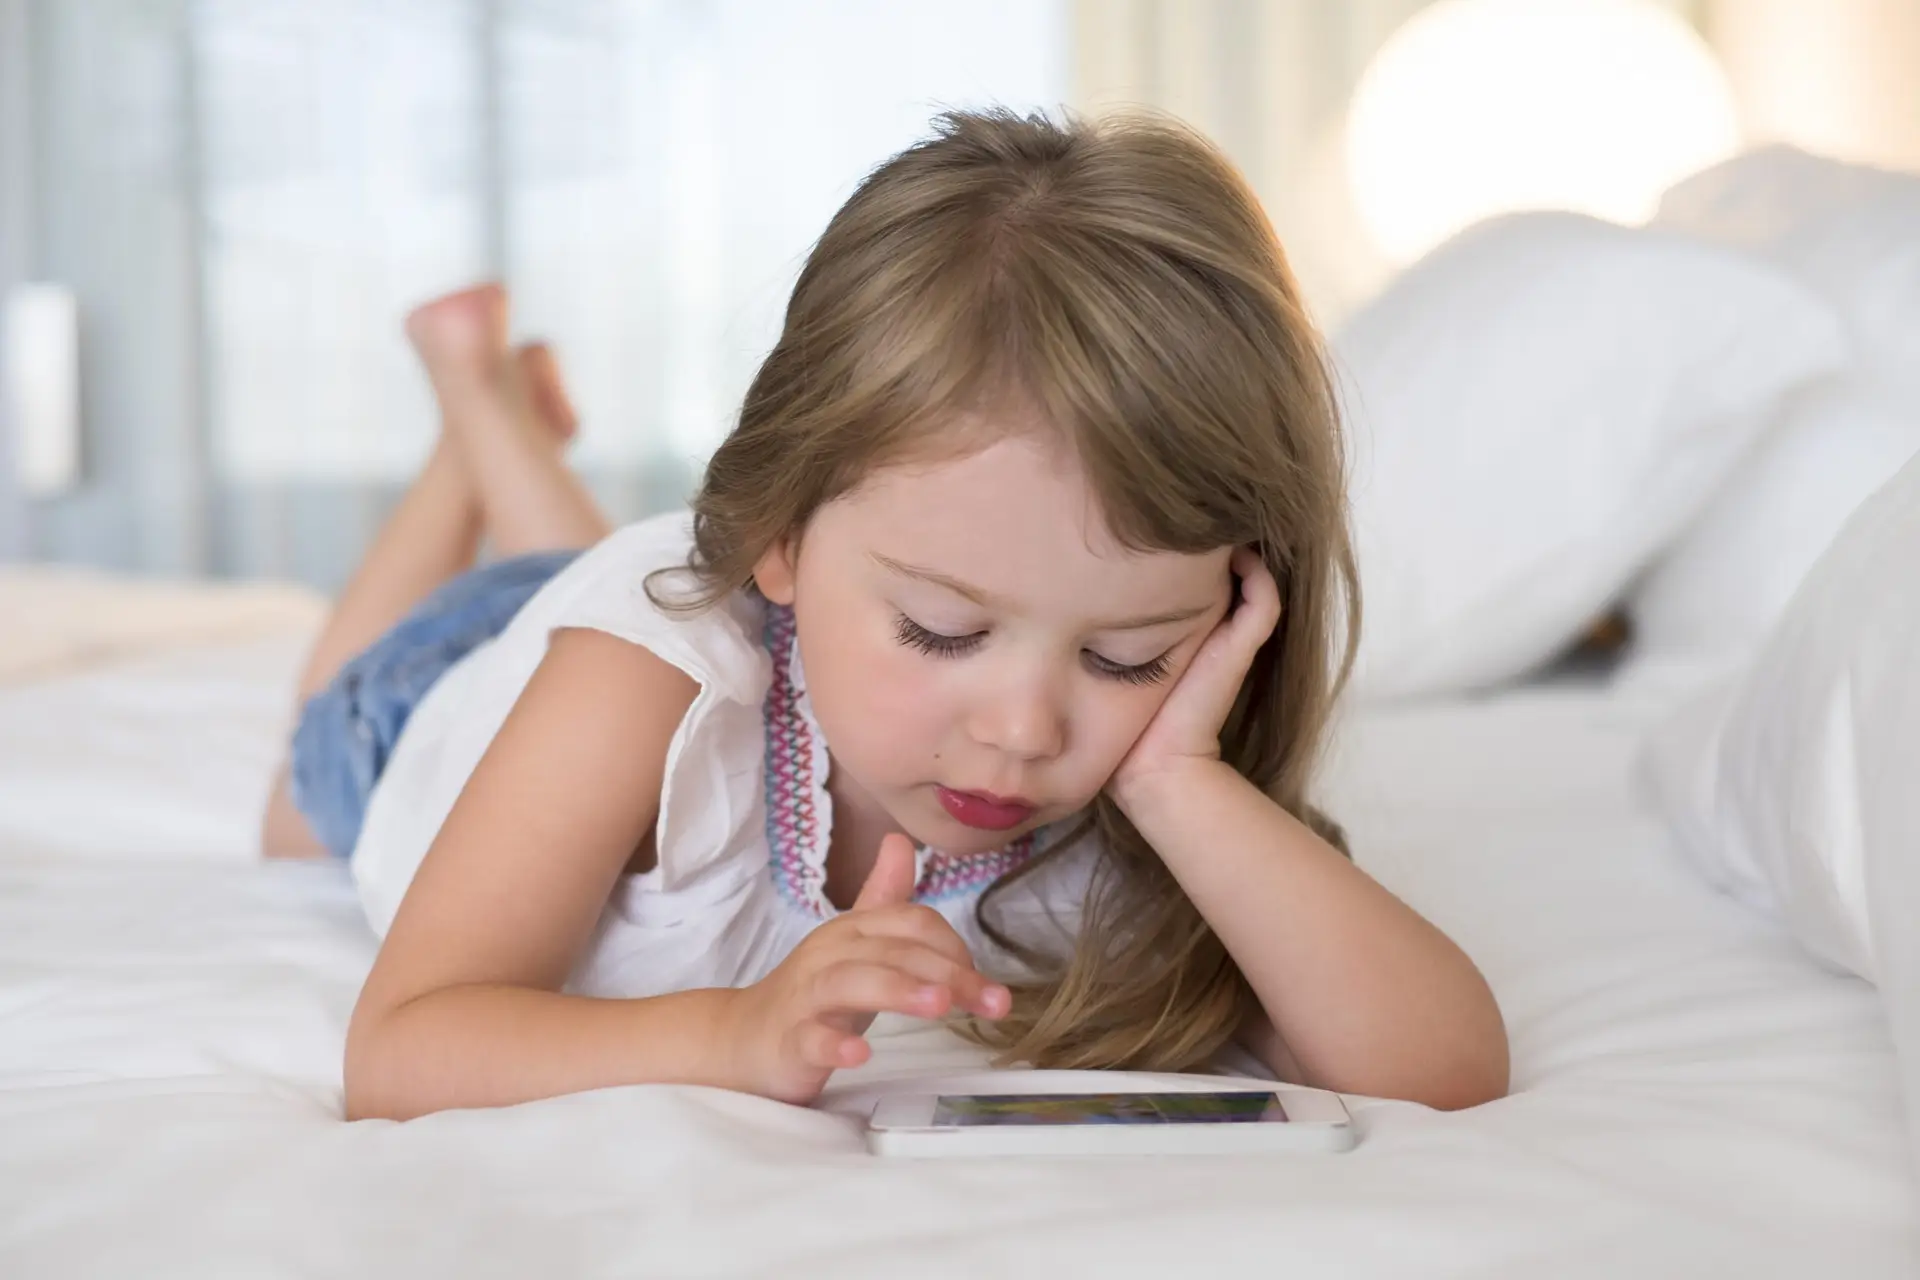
[864,1086,1354,1157]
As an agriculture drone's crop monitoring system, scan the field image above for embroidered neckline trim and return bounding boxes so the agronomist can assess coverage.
[760,603,1034,918]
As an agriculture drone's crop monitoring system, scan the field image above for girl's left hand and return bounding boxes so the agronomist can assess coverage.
[1107,546,1281,808]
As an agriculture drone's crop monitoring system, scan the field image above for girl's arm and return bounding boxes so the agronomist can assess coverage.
[1113,761,1509,1111]
[344,627,1005,1121]
[1107,547,1509,1112]
[344,626,722,1120]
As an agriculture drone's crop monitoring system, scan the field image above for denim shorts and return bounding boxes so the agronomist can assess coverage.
[288,550,582,859]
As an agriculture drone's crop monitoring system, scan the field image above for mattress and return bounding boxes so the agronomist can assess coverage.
[0,634,1912,1277]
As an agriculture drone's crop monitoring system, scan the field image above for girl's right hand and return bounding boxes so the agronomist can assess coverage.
[724,833,1011,1105]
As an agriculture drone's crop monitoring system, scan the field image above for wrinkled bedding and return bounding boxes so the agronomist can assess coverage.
[0,635,1911,1277]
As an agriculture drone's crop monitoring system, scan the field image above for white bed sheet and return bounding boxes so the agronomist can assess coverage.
[0,637,1913,1278]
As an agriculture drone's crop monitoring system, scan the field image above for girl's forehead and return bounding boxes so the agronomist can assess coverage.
[819,436,1230,607]
[845,434,1105,550]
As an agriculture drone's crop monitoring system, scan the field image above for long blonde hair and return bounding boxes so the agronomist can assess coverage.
[651,107,1358,1072]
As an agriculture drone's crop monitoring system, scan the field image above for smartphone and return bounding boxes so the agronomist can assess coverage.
[864,1087,1355,1158]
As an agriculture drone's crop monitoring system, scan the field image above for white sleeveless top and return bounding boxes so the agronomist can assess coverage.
[351,511,1097,998]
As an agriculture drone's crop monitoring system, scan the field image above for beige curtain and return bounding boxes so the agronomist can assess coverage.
[1071,0,1919,325]
[1707,0,1920,171]
[1072,0,1432,323]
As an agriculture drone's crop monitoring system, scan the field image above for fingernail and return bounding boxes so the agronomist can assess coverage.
[915,984,943,1003]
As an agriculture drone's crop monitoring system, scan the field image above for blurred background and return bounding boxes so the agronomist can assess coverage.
[1,0,1917,590]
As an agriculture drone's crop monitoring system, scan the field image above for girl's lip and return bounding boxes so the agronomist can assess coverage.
[936,786,1036,831]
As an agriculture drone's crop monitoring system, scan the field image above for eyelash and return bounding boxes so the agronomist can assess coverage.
[892,615,1173,686]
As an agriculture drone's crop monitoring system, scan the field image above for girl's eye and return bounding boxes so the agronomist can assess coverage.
[1083,651,1173,686]
[894,614,984,658]
[894,614,1172,686]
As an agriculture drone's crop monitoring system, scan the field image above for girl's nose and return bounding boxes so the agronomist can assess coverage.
[968,675,1066,761]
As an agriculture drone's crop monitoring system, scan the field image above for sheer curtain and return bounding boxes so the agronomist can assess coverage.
[24,0,1905,584]
[11,0,1067,586]
[0,0,28,562]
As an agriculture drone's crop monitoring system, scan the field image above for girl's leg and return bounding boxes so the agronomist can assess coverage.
[292,437,481,704]
[260,432,479,860]
[262,284,600,858]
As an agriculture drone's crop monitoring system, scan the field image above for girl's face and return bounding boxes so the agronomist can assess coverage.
[753,427,1234,855]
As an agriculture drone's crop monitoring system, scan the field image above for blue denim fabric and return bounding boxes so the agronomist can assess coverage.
[288,549,581,858]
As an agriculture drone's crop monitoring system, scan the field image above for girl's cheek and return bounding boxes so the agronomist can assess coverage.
[1069,687,1147,769]
[863,640,929,699]
[847,646,945,736]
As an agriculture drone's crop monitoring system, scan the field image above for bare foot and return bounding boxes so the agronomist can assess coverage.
[406,283,511,391]
[409,286,587,516]
[515,342,579,444]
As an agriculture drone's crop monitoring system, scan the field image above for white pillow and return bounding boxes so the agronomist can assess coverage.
[1632,149,1920,656]
[1336,211,1845,699]
[1630,382,1920,655]
[1641,447,1920,1167]
[1652,143,1913,255]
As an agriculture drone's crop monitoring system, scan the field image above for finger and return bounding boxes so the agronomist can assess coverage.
[856,939,1011,1020]
[1229,546,1283,641]
[810,960,953,1021]
[850,903,977,970]
[793,1018,869,1071]
[851,833,918,912]
[1163,553,1280,733]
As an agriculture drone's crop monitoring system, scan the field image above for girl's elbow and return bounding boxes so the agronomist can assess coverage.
[1426,1032,1511,1111]
[1428,984,1511,1111]
[1428,1056,1510,1111]
[341,1030,389,1122]
[341,1081,384,1124]
[341,1004,412,1122]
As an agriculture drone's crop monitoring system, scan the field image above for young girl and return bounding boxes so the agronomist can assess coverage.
[263,109,1509,1122]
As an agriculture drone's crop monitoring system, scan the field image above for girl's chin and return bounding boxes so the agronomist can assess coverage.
[920,806,1073,854]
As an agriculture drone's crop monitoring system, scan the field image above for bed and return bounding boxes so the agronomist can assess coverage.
[1,617,1912,1278]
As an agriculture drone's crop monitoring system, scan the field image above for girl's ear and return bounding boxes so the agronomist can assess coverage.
[752,536,799,606]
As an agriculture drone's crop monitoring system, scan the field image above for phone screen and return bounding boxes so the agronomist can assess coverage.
[929,1090,1288,1127]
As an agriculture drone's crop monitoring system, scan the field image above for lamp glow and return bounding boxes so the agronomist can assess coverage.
[1346,0,1740,263]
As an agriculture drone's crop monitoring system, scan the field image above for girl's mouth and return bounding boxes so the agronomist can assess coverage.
[935,786,1036,831]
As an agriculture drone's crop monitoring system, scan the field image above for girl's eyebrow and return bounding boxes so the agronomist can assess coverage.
[870,553,1213,631]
